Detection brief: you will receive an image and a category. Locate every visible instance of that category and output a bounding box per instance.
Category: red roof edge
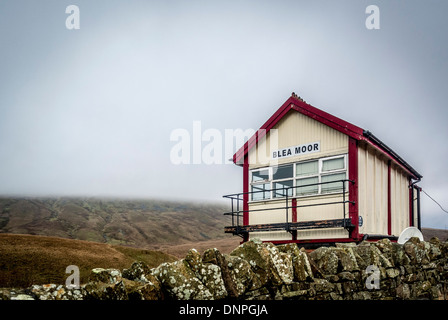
[233,95,364,164]
[232,94,421,180]
[362,131,422,179]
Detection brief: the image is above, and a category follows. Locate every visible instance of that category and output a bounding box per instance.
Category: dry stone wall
[1,237,448,300]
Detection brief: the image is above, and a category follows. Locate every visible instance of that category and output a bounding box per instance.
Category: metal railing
[223,179,355,235]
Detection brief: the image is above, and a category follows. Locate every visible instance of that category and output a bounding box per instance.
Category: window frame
[271,164,294,198]
[295,159,320,196]
[319,154,347,195]
[249,154,348,202]
[250,168,272,201]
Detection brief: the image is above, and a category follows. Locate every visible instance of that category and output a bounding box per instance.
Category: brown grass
[422,228,448,242]
[3,228,444,289]
[0,233,177,287]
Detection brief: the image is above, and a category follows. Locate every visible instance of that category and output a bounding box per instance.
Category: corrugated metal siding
[357,143,388,235]
[249,231,291,241]
[244,109,414,241]
[296,228,348,240]
[247,201,291,241]
[248,195,349,241]
[390,164,410,235]
[294,194,349,240]
[248,110,348,168]
[246,110,349,241]
[248,201,290,224]
[358,142,411,237]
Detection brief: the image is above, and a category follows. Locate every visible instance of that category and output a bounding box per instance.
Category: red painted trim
[233,98,292,164]
[291,198,297,241]
[232,95,420,182]
[348,137,359,241]
[290,103,364,140]
[387,161,392,235]
[233,95,422,244]
[244,107,292,163]
[242,156,249,242]
[408,177,413,227]
[233,96,364,165]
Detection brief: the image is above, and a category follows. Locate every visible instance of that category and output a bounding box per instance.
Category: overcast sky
[0,1,447,229]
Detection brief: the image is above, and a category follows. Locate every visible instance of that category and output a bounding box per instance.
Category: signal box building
[224,93,422,246]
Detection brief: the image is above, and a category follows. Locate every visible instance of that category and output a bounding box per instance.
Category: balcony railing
[223,179,355,237]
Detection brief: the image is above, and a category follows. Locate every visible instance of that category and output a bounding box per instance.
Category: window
[321,172,346,193]
[251,183,271,201]
[321,156,347,194]
[296,176,319,196]
[249,154,347,201]
[296,160,318,177]
[251,168,270,201]
[252,169,269,182]
[296,160,319,195]
[273,180,293,198]
[273,165,293,180]
[322,157,345,172]
[272,164,293,198]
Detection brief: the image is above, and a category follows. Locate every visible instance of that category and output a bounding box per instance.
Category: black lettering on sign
[271,141,320,160]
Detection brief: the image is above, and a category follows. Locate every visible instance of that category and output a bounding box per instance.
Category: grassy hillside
[422,228,448,241]
[0,233,177,287]
[0,197,232,248]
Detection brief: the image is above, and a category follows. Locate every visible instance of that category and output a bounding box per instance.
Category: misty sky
[0,1,447,229]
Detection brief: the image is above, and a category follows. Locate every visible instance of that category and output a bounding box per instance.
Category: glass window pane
[321,173,346,193]
[296,161,318,177]
[273,180,293,198]
[296,177,319,196]
[251,183,271,200]
[252,169,269,182]
[273,164,293,180]
[322,157,344,172]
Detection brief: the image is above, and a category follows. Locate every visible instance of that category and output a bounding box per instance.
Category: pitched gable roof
[233,93,422,180]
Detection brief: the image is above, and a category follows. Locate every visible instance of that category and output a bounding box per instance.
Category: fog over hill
[0,197,233,248]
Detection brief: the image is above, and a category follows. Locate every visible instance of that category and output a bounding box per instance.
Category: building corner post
[387,160,392,235]
[243,155,249,242]
[348,138,359,240]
